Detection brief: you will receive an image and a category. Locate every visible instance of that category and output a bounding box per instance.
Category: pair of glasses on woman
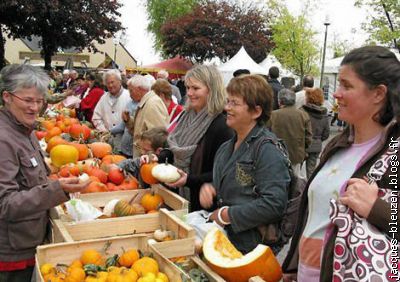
[9,92,45,106]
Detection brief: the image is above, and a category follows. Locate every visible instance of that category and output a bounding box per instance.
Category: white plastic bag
[64,199,103,222]
[185,210,226,240]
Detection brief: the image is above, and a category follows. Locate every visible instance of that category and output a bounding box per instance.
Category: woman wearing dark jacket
[283,46,400,282]
[200,74,290,254]
[301,88,330,178]
[79,73,104,123]
[164,65,234,211]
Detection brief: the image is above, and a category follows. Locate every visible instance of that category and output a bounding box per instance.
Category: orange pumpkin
[45,126,62,142]
[70,143,89,161]
[140,192,164,212]
[34,130,47,140]
[108,167,124,185]
[88,142,112,159]
[82,181,107,193]
[118,176,139,190]
[46,135,68,153]
[140,162,159,185]
[203,228,282,282]
[80,249,103,266]
[69,124,91,140]
[41,119,56,131]
[102,154,126,164]
[118,249,140,267]
[87,167,108,184]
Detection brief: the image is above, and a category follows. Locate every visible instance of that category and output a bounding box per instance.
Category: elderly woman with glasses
[0,64,90,281]
[200,74,290,254]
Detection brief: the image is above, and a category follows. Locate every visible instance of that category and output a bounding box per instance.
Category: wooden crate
[149,240,267,282]
[35,234,185,282]
[51,207,195,243]
[50,184,189,221]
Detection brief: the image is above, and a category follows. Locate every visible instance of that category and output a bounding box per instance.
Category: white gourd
[151,163,180,183]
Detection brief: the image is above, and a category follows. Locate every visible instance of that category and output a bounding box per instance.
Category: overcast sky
[119,0,370,65]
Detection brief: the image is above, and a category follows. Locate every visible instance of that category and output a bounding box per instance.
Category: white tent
[218,46,268,84]
[259,55,295,78]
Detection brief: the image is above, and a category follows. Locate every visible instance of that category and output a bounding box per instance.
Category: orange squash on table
[45,126,62,142]
[80,249,103,266]
[203,228,282,282]
[140,162,159,185]
[108,167,125,185]
[46,135,68,153]
[70,142,90,161]
[69,124,91,140]
[87,167,108,184]
[88,142,112,159]
[118,248,140,267]
[34,130,47,140]
[81,181,107,193]
[102,154,126,165]
[140,192,163,212]
[118,176,139,190]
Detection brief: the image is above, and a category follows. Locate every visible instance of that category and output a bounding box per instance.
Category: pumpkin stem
[101,241,112,256]
[165,157,169,165]
[128,191,140,205]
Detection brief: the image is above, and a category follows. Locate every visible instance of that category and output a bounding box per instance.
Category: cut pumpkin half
[203,227,282,282]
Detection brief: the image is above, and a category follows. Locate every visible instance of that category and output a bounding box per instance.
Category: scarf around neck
[167,108,216,173]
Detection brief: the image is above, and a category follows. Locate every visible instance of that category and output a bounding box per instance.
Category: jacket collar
[138,90,155,108]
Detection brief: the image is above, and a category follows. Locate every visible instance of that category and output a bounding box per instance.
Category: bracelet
[217,206,230,225]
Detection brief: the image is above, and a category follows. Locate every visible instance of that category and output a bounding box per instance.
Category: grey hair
[157,69,169,79]
[185,65,226,115]
[0,64,50,96]
[127,75,152,90]
[103,69,121,84]
[278,88,296,106]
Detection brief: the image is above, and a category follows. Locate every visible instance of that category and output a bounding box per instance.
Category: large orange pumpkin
[203,228,282,282]
[81,181,107,193]
[88,142,112,159]
[87,167,108,184]
[140,192,163,212]
[107,167,124,185]
[50,144,79,168]
[140,162,159,185]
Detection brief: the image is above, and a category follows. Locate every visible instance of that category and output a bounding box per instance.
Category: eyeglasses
[9,92,45,106]
[226,99,245,107]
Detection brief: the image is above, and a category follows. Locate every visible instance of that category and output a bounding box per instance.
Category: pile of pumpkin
[40,247,169,282]
[35,112,142,193]
[103,191,164,217]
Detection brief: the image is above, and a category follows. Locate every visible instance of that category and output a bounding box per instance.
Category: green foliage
[0,0,123,70]
[330,33,353,58]
[160,1,273,63]
[355,0,399,51]
[267,0,319,78]
[146,0,199,50]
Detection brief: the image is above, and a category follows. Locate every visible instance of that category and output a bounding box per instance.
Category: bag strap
[251,136,293,197]
[366,136,400,183]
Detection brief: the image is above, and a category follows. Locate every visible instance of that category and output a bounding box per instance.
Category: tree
[267,0,319,79]
[0,0,123,70]
[146,0,199,50]
[330,32,353,58]
[0,1,35,69]
[355,0,399,52]
[160,1,273,63]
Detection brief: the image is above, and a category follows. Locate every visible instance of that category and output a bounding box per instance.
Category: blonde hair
[185,65,226,115]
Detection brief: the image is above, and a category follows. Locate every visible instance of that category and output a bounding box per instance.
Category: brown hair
[151,79,172,99]
[305,88,324,106]
[140,127,169,150]
[226,74,273,125]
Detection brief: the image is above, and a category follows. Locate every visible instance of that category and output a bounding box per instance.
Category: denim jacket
[213,124,290,253]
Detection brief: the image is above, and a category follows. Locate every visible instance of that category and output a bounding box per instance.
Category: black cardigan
[186,112,234,211]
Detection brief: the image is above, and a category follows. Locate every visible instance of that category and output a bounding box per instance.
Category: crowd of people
[0,45,399,282]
